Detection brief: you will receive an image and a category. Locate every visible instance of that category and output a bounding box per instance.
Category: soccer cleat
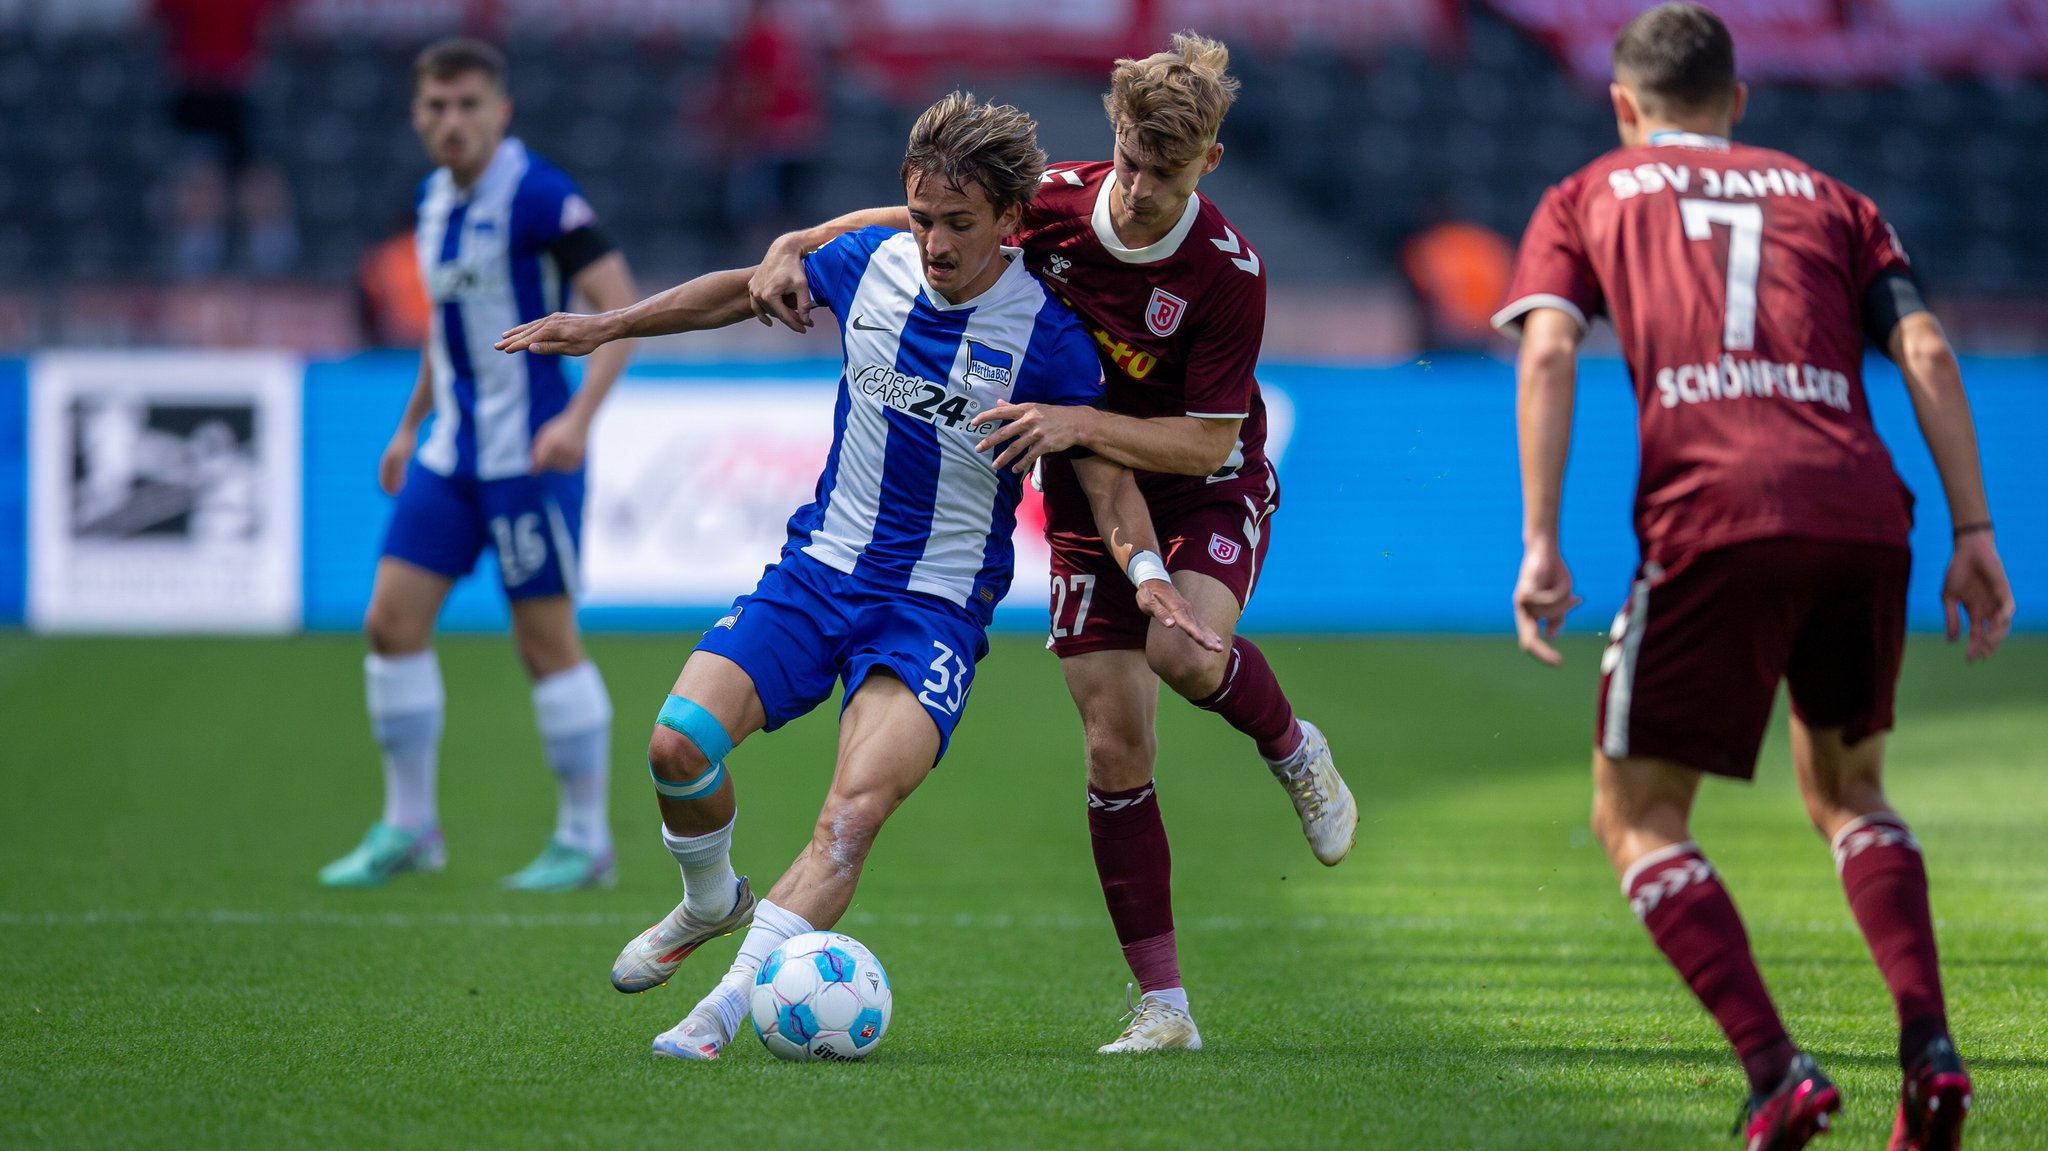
[1736,1052,1843,1151]
[1268,719,1357,866]
[1097,984,1203,1054]
[1889,1036,1971,1151]
[611,876,757,993]
[651,1003,730,1062]
[500,838,617,892]
[318,822,446,888]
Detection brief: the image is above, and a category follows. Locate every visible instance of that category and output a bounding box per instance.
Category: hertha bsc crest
[1208,533,1241,564]
[1146,288,1187,337]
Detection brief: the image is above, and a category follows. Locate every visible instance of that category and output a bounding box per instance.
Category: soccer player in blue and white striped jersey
[319,40,640,893]
[501,92,1222,1060]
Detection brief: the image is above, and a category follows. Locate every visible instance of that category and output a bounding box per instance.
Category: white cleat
[1269,719,1356,866]
[651,1003,730,1062]
[1097,985,1204,1054]
[611,876,757,994]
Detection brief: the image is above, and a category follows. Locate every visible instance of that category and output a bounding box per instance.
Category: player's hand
[495,312,616,357]
[1136,578,1226,653]
[530,410,591,474]
[378,431,415,497]
[1943,531,2015,663]
[975,403,1095,474]
[749,234,815,332]
[1513,540,1582,667]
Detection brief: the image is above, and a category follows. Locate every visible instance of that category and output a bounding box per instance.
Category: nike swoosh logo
[851,314,892,332]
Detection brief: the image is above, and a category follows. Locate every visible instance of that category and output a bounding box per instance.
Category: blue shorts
[695,551,989,762]
[380,461,585,601]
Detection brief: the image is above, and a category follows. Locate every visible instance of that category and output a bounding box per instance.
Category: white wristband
[1125,549,1169,587]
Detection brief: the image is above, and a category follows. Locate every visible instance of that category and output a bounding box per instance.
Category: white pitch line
[0,908,1871,936]
[0,908,1391,932]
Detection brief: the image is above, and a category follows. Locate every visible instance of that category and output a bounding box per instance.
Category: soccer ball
[750,930,892,1062]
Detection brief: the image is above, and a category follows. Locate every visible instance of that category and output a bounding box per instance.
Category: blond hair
[1102,31,1240,168]
[899,92,1046,214]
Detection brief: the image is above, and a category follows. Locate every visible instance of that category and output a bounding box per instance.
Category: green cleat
[501,838,617,892]
[319,822,446,888]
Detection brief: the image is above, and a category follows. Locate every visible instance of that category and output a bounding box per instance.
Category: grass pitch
[2,632,2043,1149]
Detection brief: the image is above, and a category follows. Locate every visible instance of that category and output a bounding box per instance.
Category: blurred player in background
[319,38,640,892]
[500,92,1221,1061]
[1496,6,2014,1149]
[747,31,1356,1055]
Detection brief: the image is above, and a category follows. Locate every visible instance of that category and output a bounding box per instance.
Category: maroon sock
[1833,814,1949,1070]
[1087,782,1180,993]
[1191,637,1301,761]
[1627,844,1795,1094]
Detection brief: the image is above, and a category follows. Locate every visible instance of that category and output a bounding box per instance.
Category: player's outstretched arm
[529,252,638,474]
[495,267,757,357]
[1071,455,1225,653]
[1889,311,2016,661]
[1512,307,1586,667]
[751,208,911,332]
[974,406,1239,477]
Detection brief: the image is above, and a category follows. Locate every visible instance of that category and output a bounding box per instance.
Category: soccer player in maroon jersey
[1495,6,2015,1150]
[746,34,1358,1053]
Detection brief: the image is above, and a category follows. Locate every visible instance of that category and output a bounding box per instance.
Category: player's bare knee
[1145,638,1226,700]
[1588,791,1629,861]
[1799,772,1888,834]
[1083,726,1155,789]
[363,600,426,656]
[511,625,581,681]
[647,725,711,785]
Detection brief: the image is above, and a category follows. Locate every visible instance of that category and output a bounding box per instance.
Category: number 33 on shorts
[917,640,971,715]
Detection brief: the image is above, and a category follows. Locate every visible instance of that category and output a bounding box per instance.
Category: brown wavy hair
[899,92,1046,214]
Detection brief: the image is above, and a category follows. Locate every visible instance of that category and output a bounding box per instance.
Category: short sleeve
[511,162,599,252]
[1846,189,1913,296]
[802,226,892,317]
[1012,304,1104,408]
[1493,183,1604,337]
[1182,260,1265,419]
[1015,163,1089,241]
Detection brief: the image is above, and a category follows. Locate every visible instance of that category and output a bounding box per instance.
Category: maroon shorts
[1595,538,1910,779]
[1039,454,1279,657]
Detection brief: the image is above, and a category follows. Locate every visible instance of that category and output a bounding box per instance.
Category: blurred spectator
[156,0,299,278]
[357,217,429,349]
[712,0,824,257]
[1399,207,1513,352]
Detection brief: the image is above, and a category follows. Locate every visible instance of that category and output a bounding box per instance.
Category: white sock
[1144,986,1191,1014]
[366,651,444,831]
[718,897,813,997]
[662,817,740,920]
[702,898,814,1037]
[533,661,612,856]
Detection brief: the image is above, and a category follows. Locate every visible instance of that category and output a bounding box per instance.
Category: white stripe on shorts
[1600,562,1660,759]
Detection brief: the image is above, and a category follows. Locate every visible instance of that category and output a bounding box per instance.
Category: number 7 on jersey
[1679,198,1763,352]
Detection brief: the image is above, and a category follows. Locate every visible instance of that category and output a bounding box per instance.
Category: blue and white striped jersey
[414,138,598,481]
[792,227,1104,622]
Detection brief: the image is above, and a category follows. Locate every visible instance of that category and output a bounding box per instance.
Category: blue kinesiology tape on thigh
[649,695,733,801]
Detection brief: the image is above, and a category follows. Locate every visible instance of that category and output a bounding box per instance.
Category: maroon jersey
[1496,134,1915,570]
[1013,160,1269,506]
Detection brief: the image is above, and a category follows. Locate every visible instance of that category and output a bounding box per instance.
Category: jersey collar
[1647,130,1730,151]
[923,245,1027,311]
[1091,172,1202,264]
[447,137,527,201]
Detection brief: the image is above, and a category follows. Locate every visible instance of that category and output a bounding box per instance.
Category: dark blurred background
[3,0,2045,357]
